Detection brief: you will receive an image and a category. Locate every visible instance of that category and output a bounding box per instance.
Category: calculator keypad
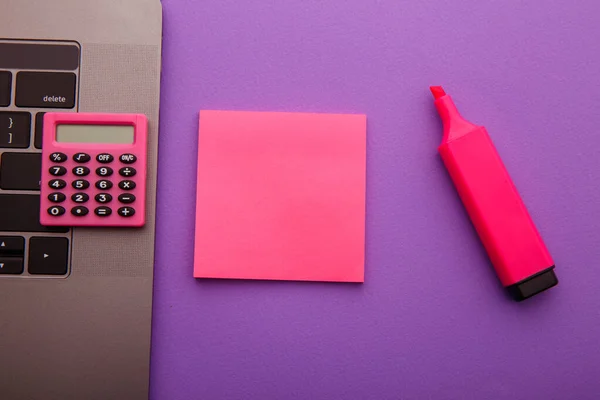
[40,141,145,227]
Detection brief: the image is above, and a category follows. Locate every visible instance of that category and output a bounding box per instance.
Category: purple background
[151,0,600,399]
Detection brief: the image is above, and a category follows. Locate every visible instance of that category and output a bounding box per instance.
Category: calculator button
[49,152,67,163]
[72,179,90,190]
[49,166,67,176]
[119,167,136,177]
[95,180,113,190]
[73,153,91,163]
[96,154,114,163]
[0,112,31,148]
[71,206,88,217]
[0,71,11,107]
[0,257,24,274]
[48,179,66,189]
[48,206,65,216]
[95,193,112,204]
[118,207,135,217]
[71,193,89,203]
[0,236,25,255]
[15,71,76,109]
[118,194,136,204]
[96,167,113,177]
[0,152,41,190]
[119,180,136,190]
[34,112,45,149]
[73,166,90,176]
[94,206,112,217]
[48,192,66,203]
[28,237,69,275]
[0,194,68,233]
[119,154,137,164]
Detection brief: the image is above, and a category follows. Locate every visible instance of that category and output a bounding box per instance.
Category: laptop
[0,1,162,399]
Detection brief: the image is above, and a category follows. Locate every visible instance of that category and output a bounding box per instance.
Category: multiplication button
[119,180,136,190]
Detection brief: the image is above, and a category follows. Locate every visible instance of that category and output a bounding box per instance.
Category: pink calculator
[39,113,148,227]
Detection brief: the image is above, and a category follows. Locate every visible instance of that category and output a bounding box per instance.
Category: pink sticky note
[194,110,366,282]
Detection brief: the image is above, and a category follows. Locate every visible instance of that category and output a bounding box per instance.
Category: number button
[95,180,113,190]
[72,179,90,190]
[49,152,67,163]
[48,179,66,189]
[73,153,91,163]
[96,154,114,163]
[119,167,136,177]
[96,167,113,177]
[49,166,67,176]
[119,180,136,190]
[118,194,136,204]
[73,166,90,176]
[94,207,112,217]
[71,206,89,217]
[47,206,65,216]
[71,193,89,203]
[48,192,66,203]
[118,207,135,217]
[119,154,137,164]
[95,193,112,204]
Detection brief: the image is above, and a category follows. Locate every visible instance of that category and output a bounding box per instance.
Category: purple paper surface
[151,0,600,398]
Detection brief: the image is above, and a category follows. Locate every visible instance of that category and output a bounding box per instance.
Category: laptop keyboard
[0,40,80,277]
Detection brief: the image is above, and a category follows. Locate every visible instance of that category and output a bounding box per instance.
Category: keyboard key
[0,71,10,107]
[72,179,90,190]
[119,167,136,177]
[28,237,69,275]
[0,194,68,233]
[119,180,136,190]
[34,112,45,149]
[73,153,90,163]
[0,112,31,148]
[71,206,88,216]
[0,236,25,255]
[0,43,79,71]
[0,257,24,274]
[48,192,66,203]
[48,206,65,216]
[118,207,135,217]
[118,194,135,204]
[15,72,76,109]
[0,152,41,190]
[95,206,112,217]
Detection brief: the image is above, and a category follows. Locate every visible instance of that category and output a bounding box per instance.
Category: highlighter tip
[430,86,446,100]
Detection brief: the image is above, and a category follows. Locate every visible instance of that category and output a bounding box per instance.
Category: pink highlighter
[431,86,557,301]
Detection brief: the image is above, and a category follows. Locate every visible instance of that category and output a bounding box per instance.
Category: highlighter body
[432,87,557,301]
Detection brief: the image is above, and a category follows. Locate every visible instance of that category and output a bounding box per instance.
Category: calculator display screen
[56,124,134,144]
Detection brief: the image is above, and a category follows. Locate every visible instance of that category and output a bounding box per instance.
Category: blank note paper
[194,110,366,282]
